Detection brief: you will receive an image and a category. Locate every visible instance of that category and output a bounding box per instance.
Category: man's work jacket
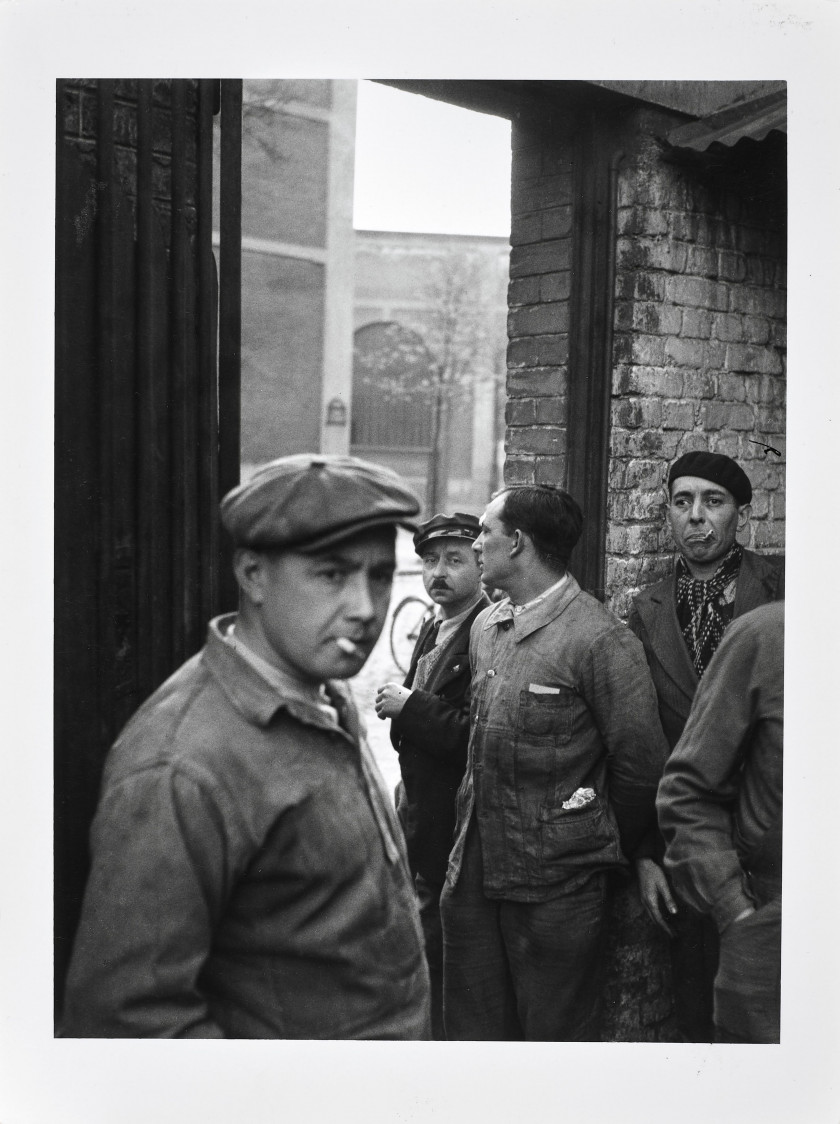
[63,615,431,1039]
[390,594,489,883]
[447,576,669,901]
[628,549,784,751]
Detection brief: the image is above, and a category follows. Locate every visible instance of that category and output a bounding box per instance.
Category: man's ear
[509,528,526,559]
[736,504,752,534]
[233,548,268,606]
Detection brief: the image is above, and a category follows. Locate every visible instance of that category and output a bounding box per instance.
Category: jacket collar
[203,614,357,737]
[483,574,581,642]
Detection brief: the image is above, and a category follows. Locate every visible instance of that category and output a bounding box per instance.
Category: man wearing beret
[441,485,669,1041]
[63,454,432,1039]
[628,450,784,1041]
[374,512,489,1039]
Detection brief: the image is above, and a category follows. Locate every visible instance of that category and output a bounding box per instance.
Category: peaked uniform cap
[220,453,421,551]
[413,512,482,555]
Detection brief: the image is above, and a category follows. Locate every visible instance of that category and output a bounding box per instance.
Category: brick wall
[505,115,575,489]
[505,102,786,618]
[608,114,786,618]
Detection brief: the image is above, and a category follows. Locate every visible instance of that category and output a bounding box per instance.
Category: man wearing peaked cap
[628,450,784,1042]
[64,453,432,1040]
[375,512,489,1039]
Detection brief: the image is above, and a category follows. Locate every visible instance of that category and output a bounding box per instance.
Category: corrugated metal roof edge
[667,88,787,152]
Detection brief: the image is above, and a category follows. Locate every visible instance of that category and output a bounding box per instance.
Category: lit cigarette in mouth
[335,637,362,656]
[702,530,715,541]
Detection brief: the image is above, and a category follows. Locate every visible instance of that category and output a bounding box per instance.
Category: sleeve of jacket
[624,602,664,862]
[62,763,242,1038]
[389,680,471,768]
[656,620,765,932]
[580,625,670,857]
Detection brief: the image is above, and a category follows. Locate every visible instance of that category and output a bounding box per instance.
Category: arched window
[351,321,437,450]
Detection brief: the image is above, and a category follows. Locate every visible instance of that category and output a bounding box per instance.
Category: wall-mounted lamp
[325,397,348,427]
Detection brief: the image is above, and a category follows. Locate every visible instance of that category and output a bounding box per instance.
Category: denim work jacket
[63,615,431,1039]
[447,576,669,901]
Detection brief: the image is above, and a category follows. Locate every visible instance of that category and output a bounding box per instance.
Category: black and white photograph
[2,1,839,1121]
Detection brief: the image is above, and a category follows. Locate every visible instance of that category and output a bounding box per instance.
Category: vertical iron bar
[218,79,242,610]
[197,78,219,626]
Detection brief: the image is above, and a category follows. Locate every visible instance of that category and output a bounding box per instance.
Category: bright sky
[353,80,512,238]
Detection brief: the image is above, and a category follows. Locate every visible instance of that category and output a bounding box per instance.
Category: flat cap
[668,451,752,505]
[413,512,482,555]
[221,453,421,551]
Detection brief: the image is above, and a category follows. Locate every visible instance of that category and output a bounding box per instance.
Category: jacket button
[486,669,496,678]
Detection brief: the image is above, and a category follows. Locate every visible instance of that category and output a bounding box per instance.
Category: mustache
[430,580,451,589]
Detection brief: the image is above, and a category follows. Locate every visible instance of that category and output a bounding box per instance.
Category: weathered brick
[534,456,567,486]
[617,206,669,237]
[709,433,742,458]
[506,397,536,426]
[507,366,566,397]
[755,404,786,432]
[685,245,718,276]
[666,275,729,312]
[510,211,543,247]
[771,492,786,520]
[700,401,754,431]
[630,335,667,366]
[614,398,662,429]
[80,90,98,138]
[717,374,748,402]
[609,461,628,489]
[750,463,783,491]
[508,302,570,337]
[506,425,566,455]
[535,397,567,425]
[613,366,684,398]
[624,459,667,490]
[542,205,573,240]
[678,432,710,455]
[665,337,706,367]
[680,308,712,339]
[712,313,744,342]
[617,237,687,273]
[508,276,541,307]
[718,250,747,283]
[616,271,668,303]
[507,335,569,368]
[749,492,770,518]
[510,239,573,278]
[63,87,82,136]
[742,315,771,345]
[726,343,783,375]
[540,271,571,302]
[503,456,537,484]
[729,287,786,318]
[753,521,785,550]
[662,401,695,430]
[611,428,681,459]
[770,321,787,348]
[670,212,698,242]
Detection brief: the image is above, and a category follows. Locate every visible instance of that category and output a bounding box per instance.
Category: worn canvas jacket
[447,576,669,901]
[63,615,431,1039]
[657,603,784,931]
[628,549,784,751]
[390,594,490,883]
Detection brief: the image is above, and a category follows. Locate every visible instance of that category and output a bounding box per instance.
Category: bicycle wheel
[389,595,433,675]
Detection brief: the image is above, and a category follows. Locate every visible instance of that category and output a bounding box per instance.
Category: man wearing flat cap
[374,512,489,1039]
[628,450,784,1041]
[63,454,432,1039]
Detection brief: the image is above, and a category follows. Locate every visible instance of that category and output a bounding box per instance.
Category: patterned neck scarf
[676,543,743,677]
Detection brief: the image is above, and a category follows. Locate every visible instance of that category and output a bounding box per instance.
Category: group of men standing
[62,449,784,1044]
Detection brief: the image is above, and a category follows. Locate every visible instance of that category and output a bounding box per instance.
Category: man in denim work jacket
[63,454,431,1039]
[440,485,669,1041]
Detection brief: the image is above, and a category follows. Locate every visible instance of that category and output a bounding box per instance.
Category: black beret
[668,452,752,505]
[413,512,482,555]
[220,453,421,551]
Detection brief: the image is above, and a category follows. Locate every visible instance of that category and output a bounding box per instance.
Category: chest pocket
[516,689,572,744]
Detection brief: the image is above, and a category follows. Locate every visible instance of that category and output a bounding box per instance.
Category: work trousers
[415,873,445,1041]
[714,897,781,1043]
[440,822,608,1041]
